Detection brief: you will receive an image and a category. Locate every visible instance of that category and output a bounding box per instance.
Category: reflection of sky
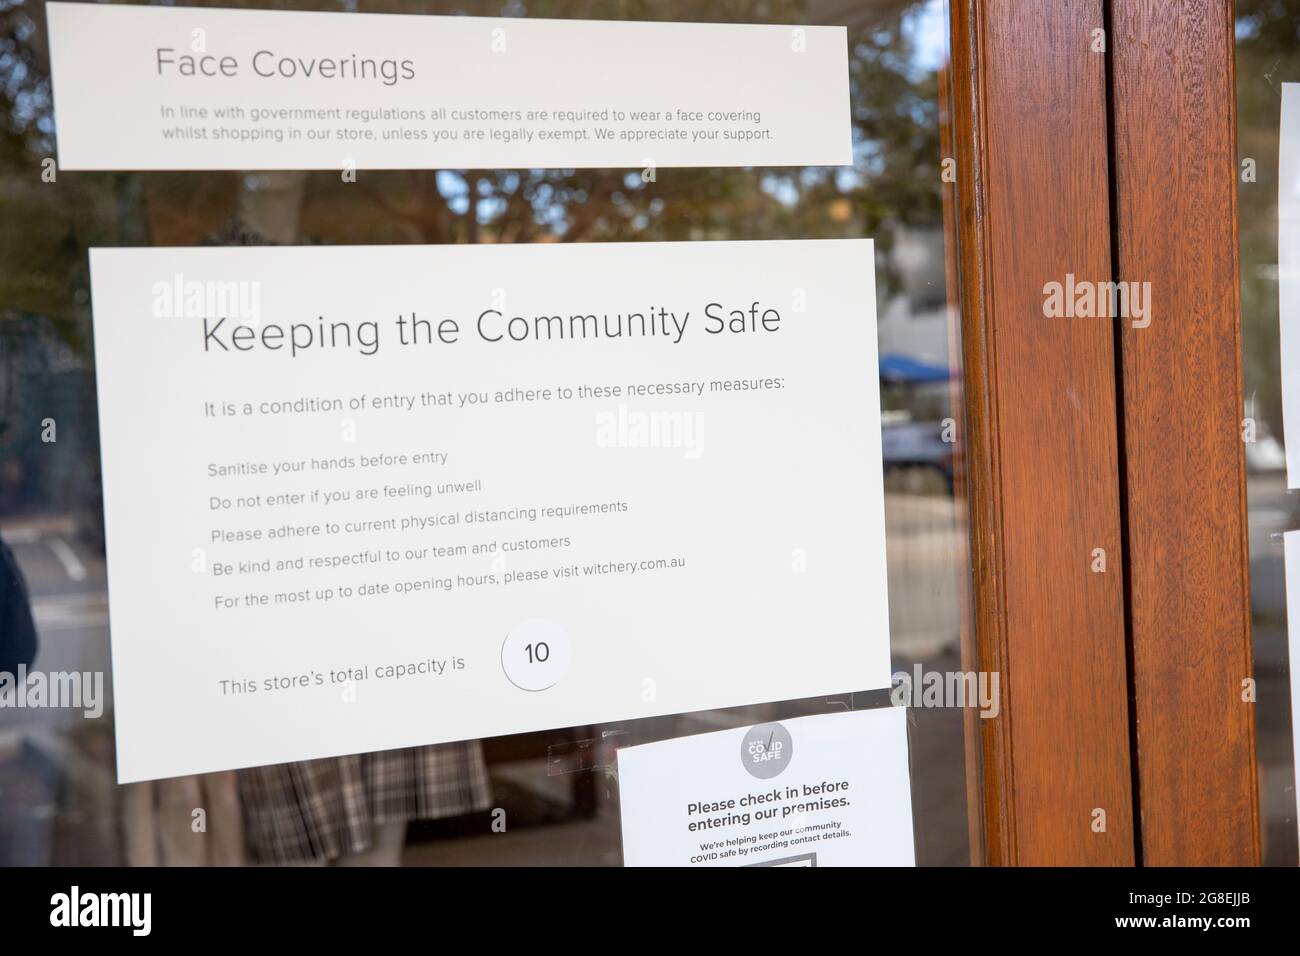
[904,0,948,75]
[762,0,951,204]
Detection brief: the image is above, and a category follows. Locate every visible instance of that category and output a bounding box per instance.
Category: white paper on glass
[1277,84,1300,485]
[88,239,891,782]
[47,2,851,171]
[1283,531,1300,852]
[617,707,915,866]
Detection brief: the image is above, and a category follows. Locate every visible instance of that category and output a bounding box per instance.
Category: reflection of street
[0,517,115,865]
[1248,474,1292,619]
[1,517,111,733]
[884,491,961,660]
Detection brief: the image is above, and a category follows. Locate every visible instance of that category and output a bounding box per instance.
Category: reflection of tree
[1236,0,1300,434]
[0,0,944,513]
[1,0,941,308]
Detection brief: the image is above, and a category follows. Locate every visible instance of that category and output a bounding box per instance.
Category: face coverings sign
[46,2,851,171]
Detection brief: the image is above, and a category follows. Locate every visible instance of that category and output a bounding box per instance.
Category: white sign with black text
[617,708,915,866]
[88,239,890,782]
[47,2,851,171]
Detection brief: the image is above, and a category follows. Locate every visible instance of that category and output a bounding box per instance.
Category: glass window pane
[0,0,974,866]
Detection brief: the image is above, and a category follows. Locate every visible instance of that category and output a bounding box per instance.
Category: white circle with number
[501,619,571,691]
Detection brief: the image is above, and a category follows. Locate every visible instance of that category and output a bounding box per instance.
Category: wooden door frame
[1110,0,1259,866]
[948,0,1259,865]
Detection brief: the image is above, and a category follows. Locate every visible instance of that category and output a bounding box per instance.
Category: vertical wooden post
[1110,0,1260,866]
[949,0,1136,864]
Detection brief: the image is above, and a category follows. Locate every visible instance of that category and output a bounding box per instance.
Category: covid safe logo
[740,722,793,780]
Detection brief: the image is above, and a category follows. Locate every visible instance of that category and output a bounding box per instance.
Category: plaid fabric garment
[237,742,492,864]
